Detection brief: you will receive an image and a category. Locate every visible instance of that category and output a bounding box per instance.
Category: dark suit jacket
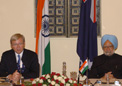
[0,49,39,79]
[89,53,122,79]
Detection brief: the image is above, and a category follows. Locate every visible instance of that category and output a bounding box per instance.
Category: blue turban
[101,34,118,49]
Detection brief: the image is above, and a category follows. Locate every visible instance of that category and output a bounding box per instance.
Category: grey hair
[10,33,25,44]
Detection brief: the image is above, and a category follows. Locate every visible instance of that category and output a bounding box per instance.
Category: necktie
[17,54,25,73]
[17,54,21,73]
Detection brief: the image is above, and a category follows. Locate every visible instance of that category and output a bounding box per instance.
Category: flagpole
[77,73,80,83]
[77,59,83,84]
[77,59,81,83]
[86,58,89,85]
[86,69,88,85]
[86,58,88,85]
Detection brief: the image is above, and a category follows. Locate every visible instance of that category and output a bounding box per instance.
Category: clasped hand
[101,72,116,80]
[7,70,21,82]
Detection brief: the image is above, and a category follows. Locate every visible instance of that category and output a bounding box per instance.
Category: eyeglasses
[12,43,24,46]
[103,45,113,49]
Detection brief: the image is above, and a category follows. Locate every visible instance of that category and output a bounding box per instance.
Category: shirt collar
[15,51,24,57]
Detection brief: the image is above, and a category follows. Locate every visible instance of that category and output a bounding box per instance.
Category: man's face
[103,40,114,56]
[11,38,25,54]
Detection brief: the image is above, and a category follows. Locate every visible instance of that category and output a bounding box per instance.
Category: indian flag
[79,59,88,74]
[36,0,51,76]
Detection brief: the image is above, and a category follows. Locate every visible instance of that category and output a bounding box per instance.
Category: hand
[12,70,21,82]
[7,70,21,82]
[7,74,13,81]
[101,72,116,80]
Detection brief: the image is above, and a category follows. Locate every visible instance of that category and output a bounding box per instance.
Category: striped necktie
[17,54,21,72]
[17,54,25,73]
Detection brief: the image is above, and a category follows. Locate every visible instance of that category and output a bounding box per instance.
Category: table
[1,77,122,86]
[89,79,122,86]
[0,77,30,86]
[0,82,12,86]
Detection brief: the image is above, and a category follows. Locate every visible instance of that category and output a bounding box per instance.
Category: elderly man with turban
[89,34,122,79]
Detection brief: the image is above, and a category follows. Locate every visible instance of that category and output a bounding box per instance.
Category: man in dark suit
[89,34,122,79]
[0,33,39,82]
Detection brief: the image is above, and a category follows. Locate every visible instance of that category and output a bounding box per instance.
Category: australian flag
[77,0,98,75]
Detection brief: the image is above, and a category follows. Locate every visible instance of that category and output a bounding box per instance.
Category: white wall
[0,0,122,78]
[101,0,122,54]
[0,0,35,53]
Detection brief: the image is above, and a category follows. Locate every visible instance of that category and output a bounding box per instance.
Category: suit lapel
[9,50,18,73]
[22,49,28,66]
[11,50,17,64]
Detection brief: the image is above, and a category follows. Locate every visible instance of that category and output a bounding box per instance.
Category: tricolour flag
[79,59,88,74]
[77,0,97,75]
[36,0,51,76]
